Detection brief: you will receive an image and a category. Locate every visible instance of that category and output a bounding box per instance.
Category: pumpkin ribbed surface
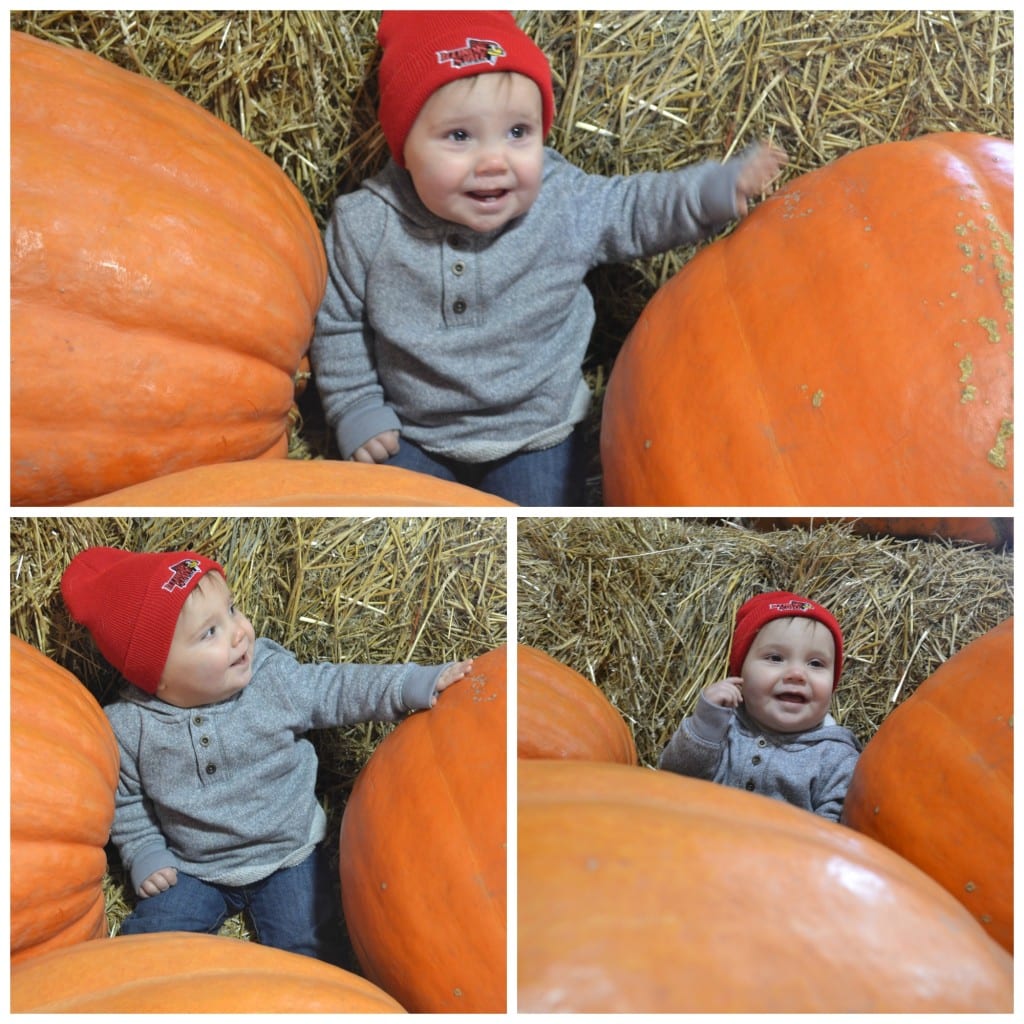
[842,618,1013,952]
[73,458,515,506]
[339,646,506,1012]
[517,644,637,763]
[601,132,1013,506]
[11,31,327,505]
[10,932,405,1012]
[518,760,1013,1012]
[10,636,119,964]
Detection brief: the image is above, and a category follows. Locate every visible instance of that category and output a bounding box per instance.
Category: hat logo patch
[436,38,506,69]
[162,557,203,592]
[767,599,815,613]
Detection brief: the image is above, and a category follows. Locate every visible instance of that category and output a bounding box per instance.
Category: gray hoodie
[312,147,748,460]
[658,694,862,821]
[104,637,446,892]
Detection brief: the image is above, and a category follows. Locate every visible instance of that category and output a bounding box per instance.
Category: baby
[61,545,472,962]
[311,10,786,505]
[659,591,860,821]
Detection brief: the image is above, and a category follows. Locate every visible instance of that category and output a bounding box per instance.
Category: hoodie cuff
[400,663,449,711]
[688,693,735,744]
[129,843,179,894]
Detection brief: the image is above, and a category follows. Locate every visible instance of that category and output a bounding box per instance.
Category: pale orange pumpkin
[601,133,1013,507]
[10,635,120,964]
[11,31,326,505]
[73,458,515,506]
[517,644,637,763]
[10,932,406,1012]
[339,646,506,1012]
[519,760,1013,1012]
[841,618,1013,952]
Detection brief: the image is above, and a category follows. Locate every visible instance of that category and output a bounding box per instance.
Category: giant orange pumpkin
[10,932,405,1012]
[10,635,120,964]
[11,31,327,505]
[518,760,1013,1012]
[73,458,515,506]
[842,618,1013,952]
[517,644,637,763]
[339,646,506,1012]
[601,133,1013,507]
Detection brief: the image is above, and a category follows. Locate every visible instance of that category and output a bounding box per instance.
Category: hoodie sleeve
[104,703,180,893]
[311,190,403,458]
[658,694,734,779]
[812,738,862,822]
[254,639,448,729]
[553,145,753,266]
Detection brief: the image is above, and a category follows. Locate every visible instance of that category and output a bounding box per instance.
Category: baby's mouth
[466,189,509,202]
[775,691,808,704]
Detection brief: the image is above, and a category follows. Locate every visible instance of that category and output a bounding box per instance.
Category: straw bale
[10,515,507,953]
[516,517,1013,767]
[10,11,1013,470]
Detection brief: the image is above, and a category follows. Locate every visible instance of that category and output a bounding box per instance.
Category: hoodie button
[453,299,467,314]
[452,260,466,276]
[751,754,761,765]
[205,764,217,775]
[745,780,755,791]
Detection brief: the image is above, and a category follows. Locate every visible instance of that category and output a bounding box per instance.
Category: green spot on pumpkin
[987,419,1013,469]
[811,389,825,408]
[958,355,974,382]
[978,317,1001,343]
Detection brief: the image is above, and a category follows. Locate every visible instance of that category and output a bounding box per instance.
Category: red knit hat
[377,10,556,166]
[728,591,844,687]
[61,547,224,695]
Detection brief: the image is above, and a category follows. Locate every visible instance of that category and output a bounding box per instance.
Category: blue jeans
[119,847,342,963]
[388,428,587,506]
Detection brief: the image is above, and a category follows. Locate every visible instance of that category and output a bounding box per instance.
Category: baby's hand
[351,430,400,464]
[704,677,744,709]
[734,140,788,217]
[138,866,178,898]
[432,659,475,705]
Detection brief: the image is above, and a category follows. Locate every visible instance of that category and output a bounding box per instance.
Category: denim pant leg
[387,438,462,482]
[119,871,234,936]
[390,430,586,506]
[480,429,587,506]
[244,848,343,963]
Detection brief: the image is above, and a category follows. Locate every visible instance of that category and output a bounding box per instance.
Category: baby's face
[403,71,544,233]
[739,618,835,733]
[157,571,256,708]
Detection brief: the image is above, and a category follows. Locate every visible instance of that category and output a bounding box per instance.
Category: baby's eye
[509,124,530,139]
[447,129,470,143]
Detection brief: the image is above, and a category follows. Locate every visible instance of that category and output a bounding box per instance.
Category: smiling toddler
[311,10,787,505]
[658,591,860,821]
[61,546,471,961]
